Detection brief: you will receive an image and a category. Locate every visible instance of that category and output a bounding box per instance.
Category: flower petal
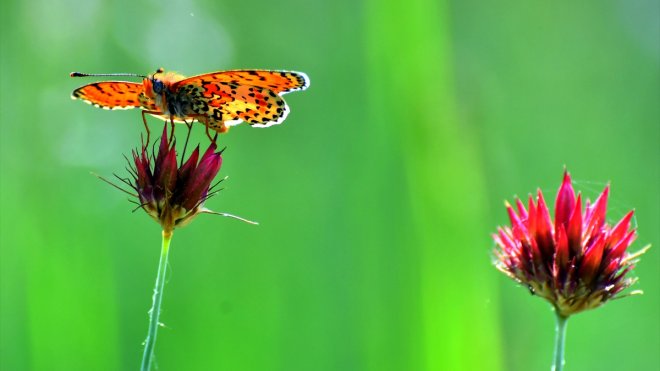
[154,145,178,202]
[584,185,609,239]
[606,229,637,262]
[555,225,569,273]
[527,194,537,232]
[534,190,554,263]
[179,143,222,211]
[515,198,528,220]
[154,125,173,172]
[607,210,634,249]
[553,225,569,290]
[567,194,583,257]
[178,146,200,181]
[133,147,154,203]
[555,170,576,235]
[579,234,606,285]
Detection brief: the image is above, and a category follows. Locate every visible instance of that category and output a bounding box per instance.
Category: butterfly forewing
[71,82,145,110]
[173,70,310,95]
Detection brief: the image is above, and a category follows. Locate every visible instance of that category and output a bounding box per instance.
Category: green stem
[140,230,173,371]
[552,312,569,371]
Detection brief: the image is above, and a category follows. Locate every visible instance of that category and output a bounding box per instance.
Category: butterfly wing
[183,83,289,128]
[71,81,148,110]
[173,70,310,95]
[172,70,308,129]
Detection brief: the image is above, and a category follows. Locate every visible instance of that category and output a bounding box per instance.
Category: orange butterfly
[70,68,310,134]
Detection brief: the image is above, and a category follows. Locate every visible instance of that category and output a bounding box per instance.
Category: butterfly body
[71,68,310,133]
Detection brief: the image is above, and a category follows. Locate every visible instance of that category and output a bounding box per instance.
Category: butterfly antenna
[70,72,147,78]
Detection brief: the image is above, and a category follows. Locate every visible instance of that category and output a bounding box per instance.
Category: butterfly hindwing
[185,82,289,128]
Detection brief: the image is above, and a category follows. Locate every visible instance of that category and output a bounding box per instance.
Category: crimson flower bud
[493,171,649,317]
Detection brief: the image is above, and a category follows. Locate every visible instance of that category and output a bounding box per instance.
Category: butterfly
[70,68,310,135]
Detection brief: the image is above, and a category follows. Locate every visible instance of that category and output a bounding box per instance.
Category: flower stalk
[552,312,568,371]
[96,124,257,370]
[140,229,173,371]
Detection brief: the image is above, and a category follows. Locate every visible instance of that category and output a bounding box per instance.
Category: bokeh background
[1,0,658,370]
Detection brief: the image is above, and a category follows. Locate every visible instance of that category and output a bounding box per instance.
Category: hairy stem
[140,230,173,371]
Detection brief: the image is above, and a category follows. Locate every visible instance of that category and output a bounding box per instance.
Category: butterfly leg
[168,115,176,145]
[204,122,226,141]
[141,110,165,143]
[193,115,214,140]
[179,119,195,167]
[184,114,217,141]
[140,111,151,143]
[205,121,228,139]
[205,122,213,141]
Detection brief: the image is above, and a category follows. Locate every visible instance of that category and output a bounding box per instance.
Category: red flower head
[493,171,649,317]
[130,125,223,232]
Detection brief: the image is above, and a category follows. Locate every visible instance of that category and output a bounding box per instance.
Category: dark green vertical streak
[365,0,502,370]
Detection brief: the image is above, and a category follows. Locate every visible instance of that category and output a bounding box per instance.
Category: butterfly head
[142,68,165,99]
[143,68,186,99]
[152,79,165,94]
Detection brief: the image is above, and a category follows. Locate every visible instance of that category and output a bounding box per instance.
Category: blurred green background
[1,0,658,370]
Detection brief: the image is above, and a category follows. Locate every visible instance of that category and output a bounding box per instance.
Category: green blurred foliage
[0,0,658,370]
